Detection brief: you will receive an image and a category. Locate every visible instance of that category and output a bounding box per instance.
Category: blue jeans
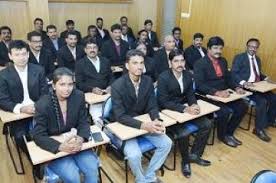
[48,150,99,183]
[123,133,172,183]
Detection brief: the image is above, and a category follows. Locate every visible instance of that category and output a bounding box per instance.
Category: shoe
[181,162,191,178]
[253,129,271,142]
[229,136,242,145]
[270,120,276,128]
[189,154,211,166]
[222,136,238,148]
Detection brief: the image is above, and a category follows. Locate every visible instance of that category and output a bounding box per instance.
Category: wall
[178,0,276,80]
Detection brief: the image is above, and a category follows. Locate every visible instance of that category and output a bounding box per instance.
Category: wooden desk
[85,93,110,104]
[0,110,33,124]
[246,80,276,93]
[106,113,177,141]
[26,126,110,165]
[161,100,220,123]
[206,90,252,103]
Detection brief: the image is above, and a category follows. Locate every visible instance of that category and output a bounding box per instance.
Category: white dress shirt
[32,51,40,63]
[177,73,184,93]
[68,46,76,60]
[97,28,105,38]
[13,65,34,114]
[87,56,100,73]
[198,47,205,57]
[121,34,128,42]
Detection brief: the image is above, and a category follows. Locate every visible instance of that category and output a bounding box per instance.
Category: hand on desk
[20,104,35,114]
[184,104,200,115]
[141,119,165,134]
[235,87,246,95]
[243,82,254,88]
[214,90,230,98]
[59,135,84,153]
[92,87,105,95]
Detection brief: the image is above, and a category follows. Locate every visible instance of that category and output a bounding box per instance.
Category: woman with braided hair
[32,67,99,183]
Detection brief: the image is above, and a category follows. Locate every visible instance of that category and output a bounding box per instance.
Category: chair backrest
[102,97,112,121]
[251,170,276,183]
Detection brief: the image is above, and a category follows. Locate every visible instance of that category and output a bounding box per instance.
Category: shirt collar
[87,56,99,63]
[14,64,28,73]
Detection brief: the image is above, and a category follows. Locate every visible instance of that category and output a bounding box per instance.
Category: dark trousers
[250,92,276,130]
[169,117,212,163]
[210,99,248,140]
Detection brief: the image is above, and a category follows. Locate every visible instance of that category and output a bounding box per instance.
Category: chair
[240,97,256,131]
[101,97,164,183]
[251,170,276,183]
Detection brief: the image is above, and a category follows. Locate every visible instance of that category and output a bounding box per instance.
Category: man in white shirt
[0,40,48,151]
[232,38,276,142]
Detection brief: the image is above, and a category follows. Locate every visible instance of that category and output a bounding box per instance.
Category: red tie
[251,57,260,82]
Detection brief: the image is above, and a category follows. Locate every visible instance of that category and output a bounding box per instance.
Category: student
[120,16,135,40]
[60,20,82,44]
[27,18,48,41]
[43,25,65,60]
[136,29,154,57]
[111,49,172,183]
[33,67,99,183]
[81,25,103,49]
[184,33,207,70]
[75,39,112,127]
[96,17,110,42]
[27,31,55,81]
[157,49,212,178]
[144,19,160,50]
[172,27,184,51]
[135,43,158,83]
[232,38,276,142]
[0,26,12,66]
[0,40,48,151]
[57,31,85,72]
[194,36,248,147]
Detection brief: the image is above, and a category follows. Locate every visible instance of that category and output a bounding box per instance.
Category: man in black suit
[75,39,112,127]
[111,49,172,183]
[194,36,248,148]
[0,40,48,151]
[120,16,135,40]
[43,25,65,60]
[96,17,110,43]
[27,18,48,41]
[0,26,12,67]
[135,43,158,83]
[232,38,276,142]
[158,50,212,178]
[81,25,103,49]
[60,20,82,45]
[172,27,184,51]
[57,31,85,72]
[184,33,207,70]
[121,24,136,49]
[154,35,176,75]
[101,24,129,78]
[136,29,154,57]
[144,19,160,50]
[28,31,55,81]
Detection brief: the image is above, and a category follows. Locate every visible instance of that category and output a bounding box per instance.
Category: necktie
[251,57,260,82]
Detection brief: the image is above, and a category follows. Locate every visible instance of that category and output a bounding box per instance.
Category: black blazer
[175,39,184,51]
[60,30,82,44]
[184,45,207,70]
[100,39,129,66]
[32,89,90,154]
[28,49,55,80]
[75,56,113,92]
[96,28,110,42]
[148,31,160,47]
[27,30,48,41]
[122,35,136,49]
[42,37,65,59]
[157,69,197,113]
[57,45,85,71]
[231,52,266,84]
[154,48,170,74]
[193,56,238,95]
[127,26,135,40]
[0,41,11,66]
[0,63,48,112]
[144,56,158,82]
[111,74,159,129]
[134,40,155,57]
